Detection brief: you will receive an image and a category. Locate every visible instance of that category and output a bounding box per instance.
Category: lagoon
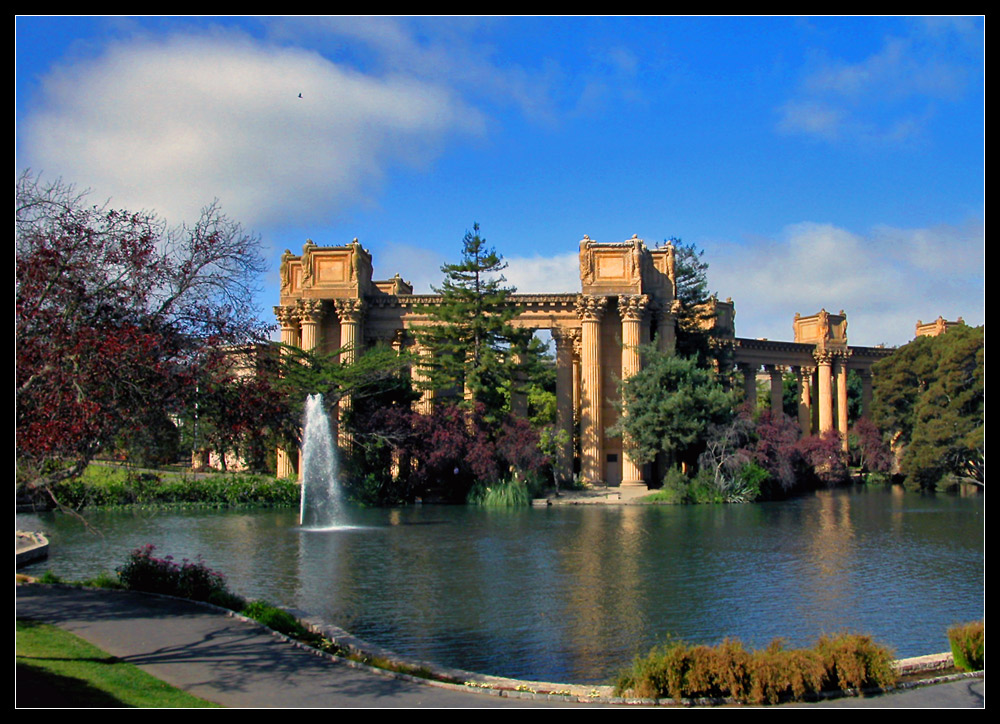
[17,486,984,685]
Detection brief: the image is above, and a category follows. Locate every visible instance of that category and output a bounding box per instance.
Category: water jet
[298,394,345,528]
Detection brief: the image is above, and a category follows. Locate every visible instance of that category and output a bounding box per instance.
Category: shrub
[948,621,984,671]
[116,545,236,604]
[48,467,300,510]
[614,633,897,704]
[467,478,531,507]
[815,633,896,692]
[747,640,825,705]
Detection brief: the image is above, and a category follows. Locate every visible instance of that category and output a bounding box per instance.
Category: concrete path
[16,585,983,708]
[16,585,591,708]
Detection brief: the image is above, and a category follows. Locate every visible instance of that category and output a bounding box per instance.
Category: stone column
[335,299,364,364]
[835,355,849,452]
[274,305,301,480]
[576,295,607,485]
[620,295,649,487]
[572,332,581,422]
[766,364,783,416]
[655,301,678,355]
[859,368,873,419]
[815,350,834,434]
[297,299,324,352]
[275,305,300,349]
[740,363,758,407]
[795,366,814,436]
[552,328,577,485]
[335,299,364,447]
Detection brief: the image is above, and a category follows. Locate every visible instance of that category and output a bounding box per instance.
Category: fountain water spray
[299,394,345,528]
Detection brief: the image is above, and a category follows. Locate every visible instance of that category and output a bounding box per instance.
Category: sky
[15,16,984,348]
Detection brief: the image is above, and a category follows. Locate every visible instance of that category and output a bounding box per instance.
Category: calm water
[17,486,984,684]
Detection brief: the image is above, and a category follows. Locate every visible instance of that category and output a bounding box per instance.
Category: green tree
[872,325,983,490]
[668,238,734,373]
[413,223,534,422]
[613,345,738,471]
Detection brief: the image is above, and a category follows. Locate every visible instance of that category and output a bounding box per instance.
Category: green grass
[16,619,221,708]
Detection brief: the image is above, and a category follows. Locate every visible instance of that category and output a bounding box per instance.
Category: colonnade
[272,238,890,487]
[736,352,876,449]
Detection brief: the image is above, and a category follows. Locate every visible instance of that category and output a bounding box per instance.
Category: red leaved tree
[16,171,268,500]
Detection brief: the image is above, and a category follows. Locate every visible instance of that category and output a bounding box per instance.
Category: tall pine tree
[414,224,534,422]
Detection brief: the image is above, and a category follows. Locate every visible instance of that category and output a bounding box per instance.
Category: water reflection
[17,487,983,684]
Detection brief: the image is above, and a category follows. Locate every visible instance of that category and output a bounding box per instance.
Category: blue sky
[16,16,984,347]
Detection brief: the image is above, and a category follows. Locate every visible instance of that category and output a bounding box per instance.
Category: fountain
[298,394,345,528]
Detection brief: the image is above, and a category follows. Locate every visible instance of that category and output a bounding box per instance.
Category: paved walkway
[16,585,983,708]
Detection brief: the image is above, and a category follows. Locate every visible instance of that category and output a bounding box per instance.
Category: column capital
[620,294,650,322]
[813,348,835,365]
[296,298,325,324]
[575,294,608,322]
[274,305,298,327]
[333,297,365,323]
[551,327,580,349]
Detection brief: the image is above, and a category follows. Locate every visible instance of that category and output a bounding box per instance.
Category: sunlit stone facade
[275,235,891,486]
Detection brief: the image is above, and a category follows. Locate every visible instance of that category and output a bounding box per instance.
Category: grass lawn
[16,619,221,708]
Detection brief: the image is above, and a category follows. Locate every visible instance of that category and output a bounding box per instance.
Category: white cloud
[708,220,983,347]
[504,252,581,294]
[777,100,843,140]
[270,16,563,125]
[778,29,978,143]
[20,31,485,228]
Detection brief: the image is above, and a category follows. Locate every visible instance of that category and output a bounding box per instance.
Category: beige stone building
[915,316,966,338]
[274,235,892,487]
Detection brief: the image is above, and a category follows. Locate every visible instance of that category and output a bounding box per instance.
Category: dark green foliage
[413,223,537,422]
[670,239,717,364]
[47,467,299,510]
[116,409,181,467]
[654,463,766,504]
[466,477,532,507]
[872,325,983,490]
[948,621,984,671]
[614,346,737,470]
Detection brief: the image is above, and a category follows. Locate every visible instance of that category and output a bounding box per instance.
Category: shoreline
[17,581,978,707]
